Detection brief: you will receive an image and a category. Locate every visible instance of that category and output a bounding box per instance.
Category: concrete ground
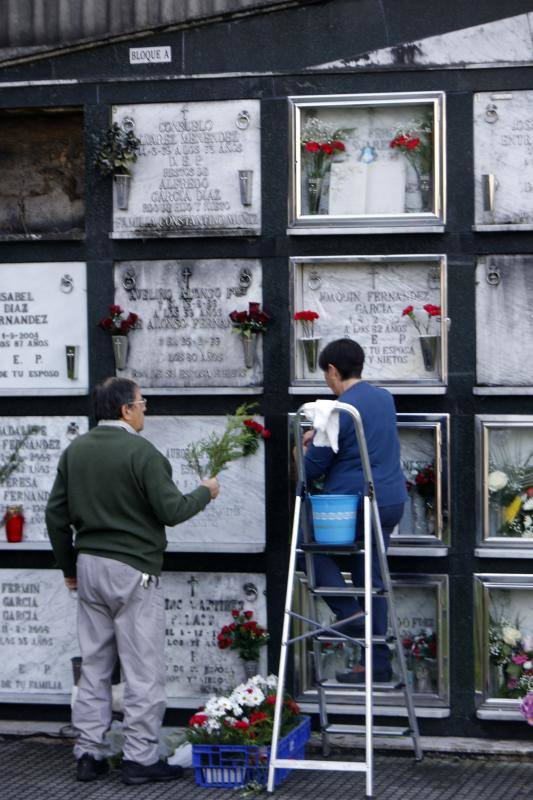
[1,730,532,800]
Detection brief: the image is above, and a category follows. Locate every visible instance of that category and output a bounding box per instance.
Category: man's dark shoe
[336,668,392,684]
[121,759,184,785]
[76,753,110,782]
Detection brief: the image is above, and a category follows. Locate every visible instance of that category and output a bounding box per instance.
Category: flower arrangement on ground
[186,675,302,746]
[401,304,441,335]
[98,305,139,336]
[294,310,319,339]
[217,609,269,662]
[229,302,270,337]
[184,403,270,480]
[389,111,433,178]
[93,122,141,177]
[300,117,348,181]
[489,617,533,698]
[488,458,533,538]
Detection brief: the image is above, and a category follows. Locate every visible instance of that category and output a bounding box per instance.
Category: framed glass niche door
[293,573,449,714]
[288,92,445,234]
[389,414,450,555]
[290,255,448,393]
[474,574,533,719]
[476,416,533,557]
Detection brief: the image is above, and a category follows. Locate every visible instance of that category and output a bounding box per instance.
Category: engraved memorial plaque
[111,101,261,237]
[113,260,263,390]
[164,571,267,703]
[0,416,89,546]
[476,256,533,386]
[0,262,88,396]
[291,256,447,388]
[0,569,78,701]
[474,91,533,230]
[142,416,265,552]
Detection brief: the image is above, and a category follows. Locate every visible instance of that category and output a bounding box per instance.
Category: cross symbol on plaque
[187,575,199,598]
[181,105,189,124]
[368,266,380,290]
[181,267,192,295]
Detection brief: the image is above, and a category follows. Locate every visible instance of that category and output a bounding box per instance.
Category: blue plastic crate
[192,715,311,788]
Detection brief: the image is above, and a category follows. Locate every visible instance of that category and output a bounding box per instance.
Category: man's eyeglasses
[129,398,148,409]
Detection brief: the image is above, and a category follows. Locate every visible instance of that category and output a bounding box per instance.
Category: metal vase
[307,175,323,214]
[111,335,129,371]
[65,345,79,380]
[418,335,439,372]
[419,173,432,211]
[242,660,258,681]
[114,174,132,210]
[300,337,320,372]
[238,170,253,205]
[241,333,258,369]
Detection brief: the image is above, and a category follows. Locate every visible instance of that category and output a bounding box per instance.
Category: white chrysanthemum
[488,470,508,492]
[502,625,521,646]
[523,498,533,511]
[243,686,265,707]
[205,719,221,734]
[524,661,533,670]
[265,674,278,689]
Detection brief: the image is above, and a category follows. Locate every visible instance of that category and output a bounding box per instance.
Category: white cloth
[302,400,340,453]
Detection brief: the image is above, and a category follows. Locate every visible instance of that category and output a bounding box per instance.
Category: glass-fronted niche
[476,416,533,557]
[288,92,446,234]
[293,573,449,714]
[288,412,450,555]
[474,574,533,719]
[290,255,448,393]
[391,414,450,555]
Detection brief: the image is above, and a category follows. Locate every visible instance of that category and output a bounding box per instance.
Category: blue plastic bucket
[309,494,358,544]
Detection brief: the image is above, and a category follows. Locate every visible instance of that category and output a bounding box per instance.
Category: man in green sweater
[46,377,219,785]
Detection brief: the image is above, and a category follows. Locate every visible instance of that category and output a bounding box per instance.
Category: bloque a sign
[114,259,263,390]
[0,262,88,395]
[111,100,261,237]
[142,416,265,552]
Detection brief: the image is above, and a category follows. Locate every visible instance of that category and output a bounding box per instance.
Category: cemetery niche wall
[288,92,445,234]
[0,417,89,549]
[474,90,533,231]
[0,108,84,240]
[113,259,264,393]
[142,415,266,553]
[0,262,89,396]
[474,574,533,720]
[293,573,449,714]
[476,416,533,557]
[109,100,261,238]
[290,255,447,393]
[475,256,533,392]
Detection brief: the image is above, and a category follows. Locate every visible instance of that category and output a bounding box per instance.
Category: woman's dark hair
[93,377,138,421]
[318,338,365,379]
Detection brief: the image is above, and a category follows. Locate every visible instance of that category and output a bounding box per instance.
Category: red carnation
[126,312,138,326]
[261,429,271,439]
[406,136,420,150]
[99,318,112,330]
[233,720,250,730]
[244,610,254,619]
[331,140,345,151]
[320,143,333,155]
[231,609,240,618]
[402,305,414,317]
[250,712,268,724]
[266,694,276,705]
[305,141,320,152]
[109,304,123,316]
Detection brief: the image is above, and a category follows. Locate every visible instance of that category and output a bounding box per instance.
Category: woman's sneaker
[121,759,184,785]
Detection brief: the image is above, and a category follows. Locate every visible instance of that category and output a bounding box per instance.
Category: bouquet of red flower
[217,609,269,661]
[98,304,139,336]
[184,403,271,479]
[413,464,435,499]
[402,630,437,661]
[401,303,441,335]
[294,310,319,339]
[229,302,270,337]
[301,117,348,180]
[389,112,433,177]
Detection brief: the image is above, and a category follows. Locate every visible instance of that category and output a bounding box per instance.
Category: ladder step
[298,543,364,554]
[319,678,404,691]
[312,586,387,596]
[269,757,366,773]
[316,635,395,644]
[325,724,411,737]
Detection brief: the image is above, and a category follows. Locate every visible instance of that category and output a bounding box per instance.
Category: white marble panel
[393,585,437,639]
[0,263,88,395]
[294,259,443,383]
[113,259,263,389]
[476,256,533,385]
[397,428,435,538]
[0,569,78,699]
[0,417,89,545]
[163,571,267,702]
[112,101,261,237]
[474,92,533,227]
[142,416,265,552]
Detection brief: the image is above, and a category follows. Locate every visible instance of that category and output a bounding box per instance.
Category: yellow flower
[504,495,522,523]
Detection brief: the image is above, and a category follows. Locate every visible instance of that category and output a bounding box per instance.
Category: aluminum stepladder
[266,401,422,797]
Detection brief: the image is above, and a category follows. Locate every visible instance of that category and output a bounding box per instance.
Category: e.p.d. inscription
[112,100,261,237]
[114,259,264,390]
[0,262,88,395]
